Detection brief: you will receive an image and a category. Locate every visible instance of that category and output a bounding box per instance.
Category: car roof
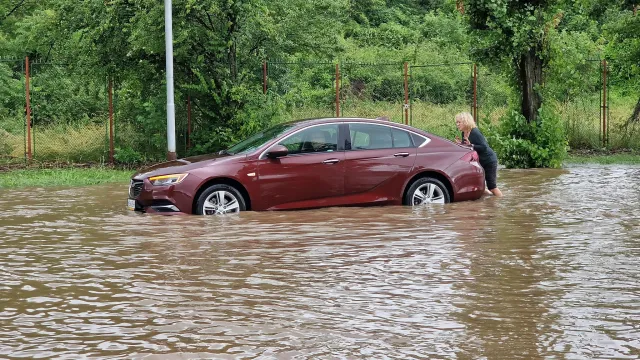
[283,117,426,133]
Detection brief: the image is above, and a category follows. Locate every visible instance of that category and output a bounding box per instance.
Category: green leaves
[485,106,567,168]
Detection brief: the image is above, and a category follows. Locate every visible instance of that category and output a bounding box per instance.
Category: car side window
[391,128,413,148]
[351,131,370,149]
[349,124,392,150]
[279,124,339,155]
[348,123,415,150]
[411,133,428,147]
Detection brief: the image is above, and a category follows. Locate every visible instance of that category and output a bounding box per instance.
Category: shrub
[484,106,567,168]
[114,147,145,164]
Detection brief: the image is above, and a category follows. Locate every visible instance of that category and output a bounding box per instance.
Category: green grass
[1,95,639,165]
[1,122,109,163]
[279,97,640,149]
[564,153,640,165]
[0,167,133,189]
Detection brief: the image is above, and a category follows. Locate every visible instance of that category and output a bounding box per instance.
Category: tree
[36,0,348,155]
[603,3,640,123]
[464,0,562,122]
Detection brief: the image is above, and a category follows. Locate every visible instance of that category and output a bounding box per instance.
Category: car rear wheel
[195,184,247,215]
[404,177,450,206]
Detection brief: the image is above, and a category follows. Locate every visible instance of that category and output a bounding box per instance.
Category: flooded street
[1,166,640,359]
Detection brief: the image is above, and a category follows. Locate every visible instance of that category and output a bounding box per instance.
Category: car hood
[132,153,245,179]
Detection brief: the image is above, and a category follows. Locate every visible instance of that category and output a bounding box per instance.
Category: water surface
[1,165,639,359]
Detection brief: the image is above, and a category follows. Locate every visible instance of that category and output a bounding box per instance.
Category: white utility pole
[165,0,177,160]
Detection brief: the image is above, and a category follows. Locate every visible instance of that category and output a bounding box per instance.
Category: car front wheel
[195,184,247,215]
[404,177,450,206]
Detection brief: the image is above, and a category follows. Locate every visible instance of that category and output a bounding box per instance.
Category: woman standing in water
[454,112,503,197]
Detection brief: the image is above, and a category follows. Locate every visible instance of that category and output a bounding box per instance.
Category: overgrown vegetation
[484,107,567,168]
[0,167,132,188]
[0,0,639,169]
[565,150,640,164]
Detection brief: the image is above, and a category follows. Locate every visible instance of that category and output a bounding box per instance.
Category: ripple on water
[0,166,639,358]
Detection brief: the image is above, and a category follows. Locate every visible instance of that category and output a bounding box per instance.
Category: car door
[344,122,417,197]
[257,123,345,209]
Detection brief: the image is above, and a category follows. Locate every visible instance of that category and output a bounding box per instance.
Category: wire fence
[266,61,337,120]
[606,60,640,149]
[410,62,474,139]
[1,57,639,165]
[546,59,603,149]
[340,62,406,123]
[0,58,195,165]
[28,61,110,163]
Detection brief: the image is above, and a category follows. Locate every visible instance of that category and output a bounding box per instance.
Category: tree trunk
[630,96,640,123]
[519,46,544,123]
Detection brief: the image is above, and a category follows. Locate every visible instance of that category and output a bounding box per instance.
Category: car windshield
[225,123,296,155]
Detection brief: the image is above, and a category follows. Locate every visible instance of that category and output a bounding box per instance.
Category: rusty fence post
[108,76,114,164]
[409,65,413,126]
[335,63,341,117]
[263,60,267,95]
[403,62,409,125]
[25,57,32,162]
[473,63,478,126]
[187,94,192,150]
[602,59,608,147]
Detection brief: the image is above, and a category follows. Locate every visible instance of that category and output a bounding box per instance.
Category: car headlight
[148,173,188,186]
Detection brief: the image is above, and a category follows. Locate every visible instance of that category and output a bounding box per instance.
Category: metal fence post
[473,63,478,126]
[602,59,608,147]
[187,94,192,150]
[108,76,114,164]
[404,62,409,125]
[263,60,267,95]
[409,65,413,126]
[25,57,32,162]
[335,63,341,117]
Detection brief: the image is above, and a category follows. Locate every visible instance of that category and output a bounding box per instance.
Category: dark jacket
[463,127,498,166]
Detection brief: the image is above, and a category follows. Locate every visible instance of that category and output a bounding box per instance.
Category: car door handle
[323,158,340,164]
[394,152,410,157]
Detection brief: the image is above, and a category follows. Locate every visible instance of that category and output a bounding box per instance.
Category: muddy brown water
[1,166,640,359]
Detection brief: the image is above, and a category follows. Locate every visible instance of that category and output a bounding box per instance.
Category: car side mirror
[266,144,289,159]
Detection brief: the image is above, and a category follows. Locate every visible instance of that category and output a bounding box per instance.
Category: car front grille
[129,180,144,198]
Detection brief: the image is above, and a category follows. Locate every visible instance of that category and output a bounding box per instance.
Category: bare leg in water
[489,188,503,197]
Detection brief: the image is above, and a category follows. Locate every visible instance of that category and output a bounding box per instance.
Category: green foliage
[114,147,145,164]
[0,167,131,189]
[465,0,558,64]
[485,107,567,168]
[190,91,286,155]
[0,62,23,113]
[1,0,639,167]
[546,30,602,101]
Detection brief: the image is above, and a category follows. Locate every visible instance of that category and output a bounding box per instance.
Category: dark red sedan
[127,118,485,215]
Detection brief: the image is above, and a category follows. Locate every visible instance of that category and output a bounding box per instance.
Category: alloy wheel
[412,183,446,205]
[202,191,241,215]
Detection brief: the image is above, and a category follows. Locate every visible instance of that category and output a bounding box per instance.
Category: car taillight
[461,151,482,169]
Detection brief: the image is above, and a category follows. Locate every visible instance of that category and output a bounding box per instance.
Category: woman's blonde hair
[455,112,476,131]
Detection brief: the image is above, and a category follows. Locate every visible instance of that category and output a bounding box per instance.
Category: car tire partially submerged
[196,184,247,215]
[404,177,450,205]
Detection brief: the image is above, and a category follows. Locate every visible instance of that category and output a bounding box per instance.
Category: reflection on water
[1,165,639,359]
